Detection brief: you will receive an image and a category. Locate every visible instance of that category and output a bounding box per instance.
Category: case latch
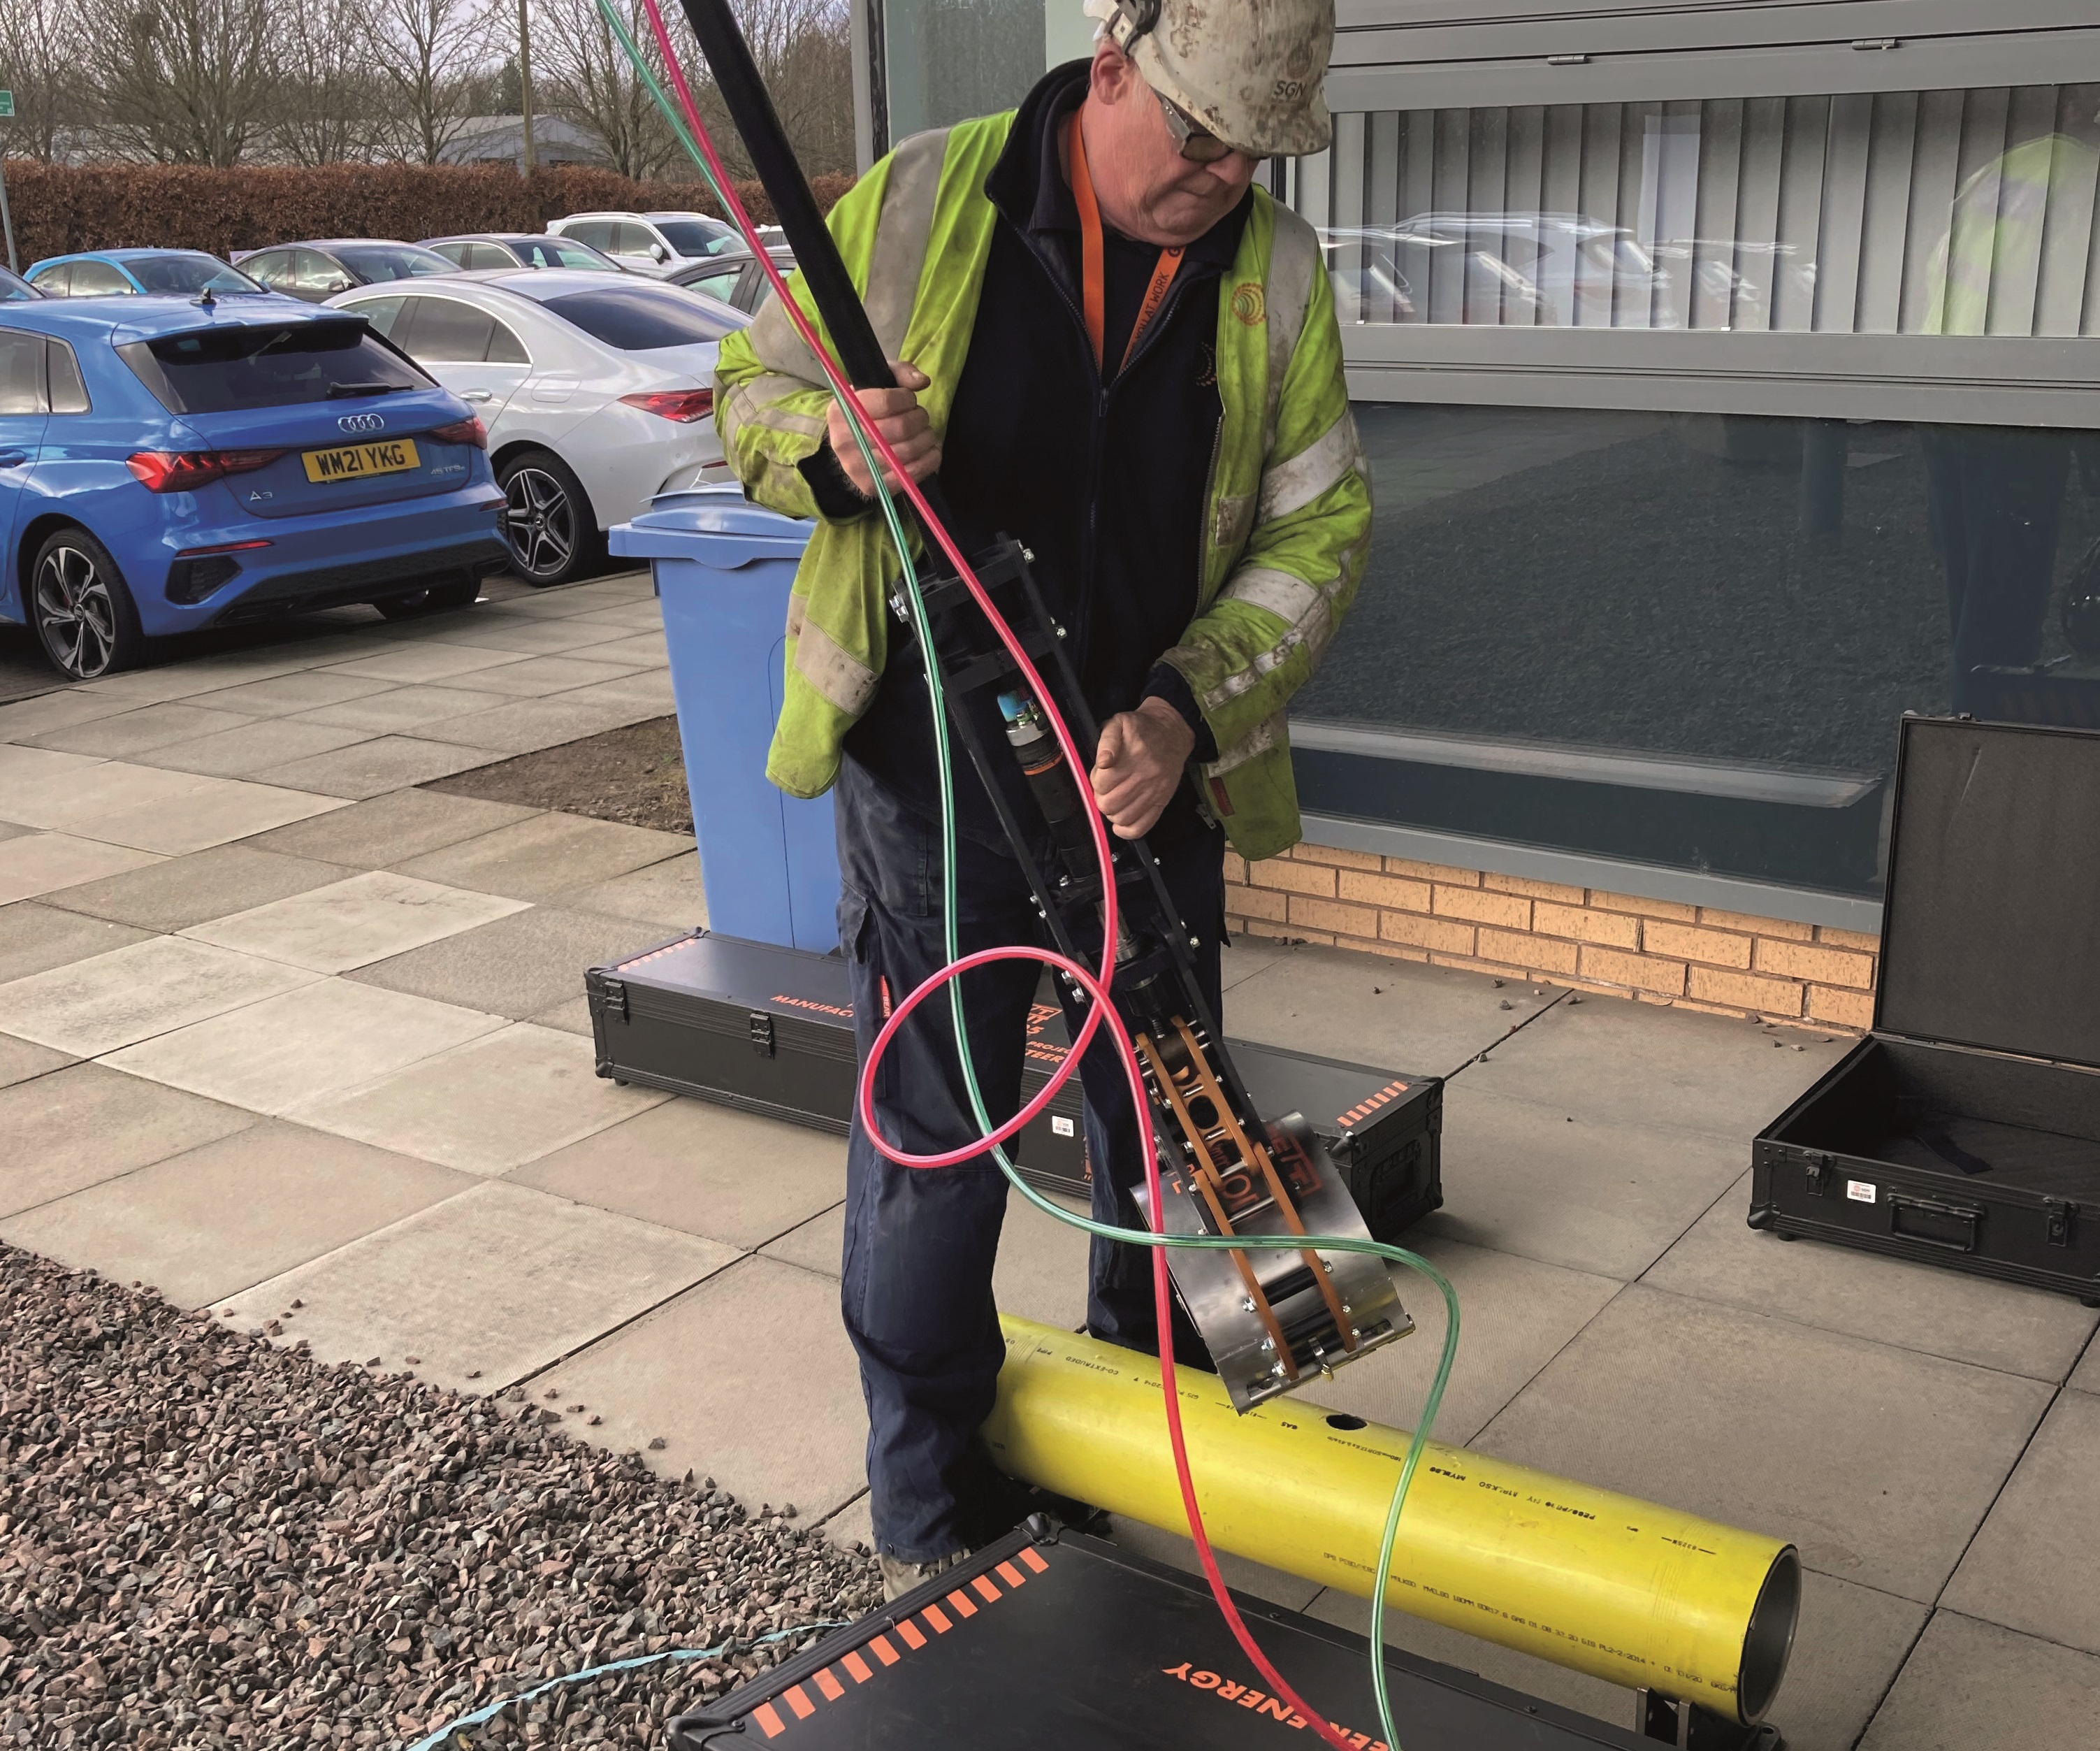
[2045,1199,2077,1248]
[1803,1154,1833,1197]
[600,977,628,1021]
[749,1011,776,1058]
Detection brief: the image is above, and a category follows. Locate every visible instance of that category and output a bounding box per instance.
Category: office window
[1308,84,2100,336]
[1291,403,2100,897]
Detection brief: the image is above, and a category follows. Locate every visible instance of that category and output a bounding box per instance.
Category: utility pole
[518,0,537,178]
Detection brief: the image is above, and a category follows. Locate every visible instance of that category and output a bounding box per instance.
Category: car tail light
[429,415,488,449]
[126,449,286,493]
[619,389,715,423]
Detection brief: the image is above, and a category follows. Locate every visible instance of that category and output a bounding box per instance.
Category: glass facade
[1291,405,2100,897]
[1312,86,2100,336]
[878,0,1064,144]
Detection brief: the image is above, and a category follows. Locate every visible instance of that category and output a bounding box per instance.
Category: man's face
[1084,45,1258,248]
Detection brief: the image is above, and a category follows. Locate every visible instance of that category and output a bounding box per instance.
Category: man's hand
[826,359,941,496]
[1090,697,1197,839]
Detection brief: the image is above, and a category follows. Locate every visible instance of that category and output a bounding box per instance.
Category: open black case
[1751,716,2100,1304]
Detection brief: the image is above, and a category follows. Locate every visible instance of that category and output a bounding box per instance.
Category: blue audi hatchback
[0,297,509,679]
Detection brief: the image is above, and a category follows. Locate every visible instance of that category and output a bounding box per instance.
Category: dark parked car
[235,240,454,303]
[667,247,794,315]
[422,233,627,273]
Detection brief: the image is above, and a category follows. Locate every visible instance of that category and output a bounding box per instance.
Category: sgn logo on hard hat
[1085,0,1335,160]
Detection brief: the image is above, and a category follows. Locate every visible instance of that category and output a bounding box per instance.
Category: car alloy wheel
[34,542,122,680]
[503,464,577,582]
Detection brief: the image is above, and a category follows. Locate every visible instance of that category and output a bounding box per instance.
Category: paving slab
[2075,1333,2100,1395]
[319,642,532,684]
[0,935,321,1057]
[526,1255,867,1524]
[1942,1387,2100,1655]
[0,1121,475,1309]
[814,1492,873,1554]
[246,735,498,800]
[568,854,705,931]
[418,694,658,756]
[464,590,623,621]
[1471,1284,2053,1602]
[391,810,695,902]
[0,1031,72,1090]
[1295,1238,1621,1448]
[177,670,399,718]
[420,653,646,698]
[0,821,27,844]
[346,904,643,1018]
[1856,1610,2100,1751]
[1,756,210,830]
[22,700,257,758]
[1646,1169,2099,1381]
[1224,946,1560,1079]
[291,683,521,733]
[992,1188,1094,1332]
[405,616,640,656]
[214,1179,737,1392]
[761,1204,843,1276]
[577,632,669,666]
[183,869,529,974]
[0,1063,257,1217]
[1219,935,1294,993]
[510,1097,846,1252]
[530,995,594,1036]
[106,977,507,1116]
[0,833,166,905]
[66,776,347,854]
[39,844,348,933]
[241,788,540,867]
[0,742,105,790]
[0,901,154,983]
[291,1021,669,1174]
[1419,1082,1749,1280]
[556,672,678,715]
[0,689,139,740]
[563,600,667,631]
[1461,993,1849,1141]
[138,718,377,778]
[71,663,302,705]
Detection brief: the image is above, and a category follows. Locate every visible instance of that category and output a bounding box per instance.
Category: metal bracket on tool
[1637,1689,1786,1750]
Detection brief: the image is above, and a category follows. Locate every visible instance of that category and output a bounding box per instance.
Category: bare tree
[370,0,502,165]
[82,0,281,165]
[271,0,385,164]
[0,0,87,161]
[537,0,683,180]
[676,0,853,180]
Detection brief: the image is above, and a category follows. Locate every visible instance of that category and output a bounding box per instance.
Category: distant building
[439,115,603,170]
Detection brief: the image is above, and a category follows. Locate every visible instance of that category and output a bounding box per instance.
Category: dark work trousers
[833,752,1224,1565]
[1922,426,2072,714]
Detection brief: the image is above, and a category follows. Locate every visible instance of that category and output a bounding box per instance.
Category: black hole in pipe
[1326,1413,1368,1431]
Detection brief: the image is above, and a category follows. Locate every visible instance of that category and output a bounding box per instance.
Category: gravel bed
[0,1248,881,1748]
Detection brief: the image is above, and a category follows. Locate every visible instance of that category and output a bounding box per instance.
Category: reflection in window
[1305,85,2100,336]
[1291,405,2100,895]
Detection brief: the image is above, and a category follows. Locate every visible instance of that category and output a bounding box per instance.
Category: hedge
[0,161,856,266]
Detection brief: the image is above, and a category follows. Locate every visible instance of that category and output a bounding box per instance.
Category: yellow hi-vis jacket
[713,113,1372,863]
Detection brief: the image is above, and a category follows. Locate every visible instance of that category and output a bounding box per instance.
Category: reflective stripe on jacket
[714,111,1370,863]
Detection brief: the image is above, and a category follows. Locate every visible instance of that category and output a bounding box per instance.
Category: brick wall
[1226,842,1879,1030]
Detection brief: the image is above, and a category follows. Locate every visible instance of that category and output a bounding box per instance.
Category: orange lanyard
[1067,114,1182,378]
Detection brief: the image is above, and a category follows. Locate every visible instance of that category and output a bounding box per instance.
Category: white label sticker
[1051,1116,1076,1137]
[1846,1179,1877,1204]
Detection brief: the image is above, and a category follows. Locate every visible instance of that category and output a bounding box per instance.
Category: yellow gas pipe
[982,1316,1799,1726]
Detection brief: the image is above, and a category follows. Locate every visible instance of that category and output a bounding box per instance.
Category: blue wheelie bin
[609,488,841,953]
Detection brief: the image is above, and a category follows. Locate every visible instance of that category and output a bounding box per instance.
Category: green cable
[592,6,1461,1739]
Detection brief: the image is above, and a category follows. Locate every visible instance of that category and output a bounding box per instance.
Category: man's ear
[1090,39,1136,104]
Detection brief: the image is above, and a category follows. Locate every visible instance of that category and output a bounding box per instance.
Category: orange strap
[1067,115,1182,377]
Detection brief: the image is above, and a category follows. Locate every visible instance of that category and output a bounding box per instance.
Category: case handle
[1886,1190,1983,1253]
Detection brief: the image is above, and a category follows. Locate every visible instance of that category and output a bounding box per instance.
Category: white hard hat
[1082,0,1335,159]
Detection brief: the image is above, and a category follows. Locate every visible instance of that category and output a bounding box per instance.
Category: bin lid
[1876,715,2100,1068]
[609,486,813,568]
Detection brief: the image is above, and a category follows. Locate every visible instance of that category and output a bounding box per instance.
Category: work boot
[878,1549,969,1603]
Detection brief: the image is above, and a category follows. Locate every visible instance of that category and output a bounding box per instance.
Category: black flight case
[1751,715,2100,1304]
[586,930,1442,1232]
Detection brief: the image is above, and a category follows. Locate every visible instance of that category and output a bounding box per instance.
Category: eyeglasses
[1155,89,1238,164]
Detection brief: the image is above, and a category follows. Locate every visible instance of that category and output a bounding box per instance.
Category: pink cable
[635,10,1368,1742]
